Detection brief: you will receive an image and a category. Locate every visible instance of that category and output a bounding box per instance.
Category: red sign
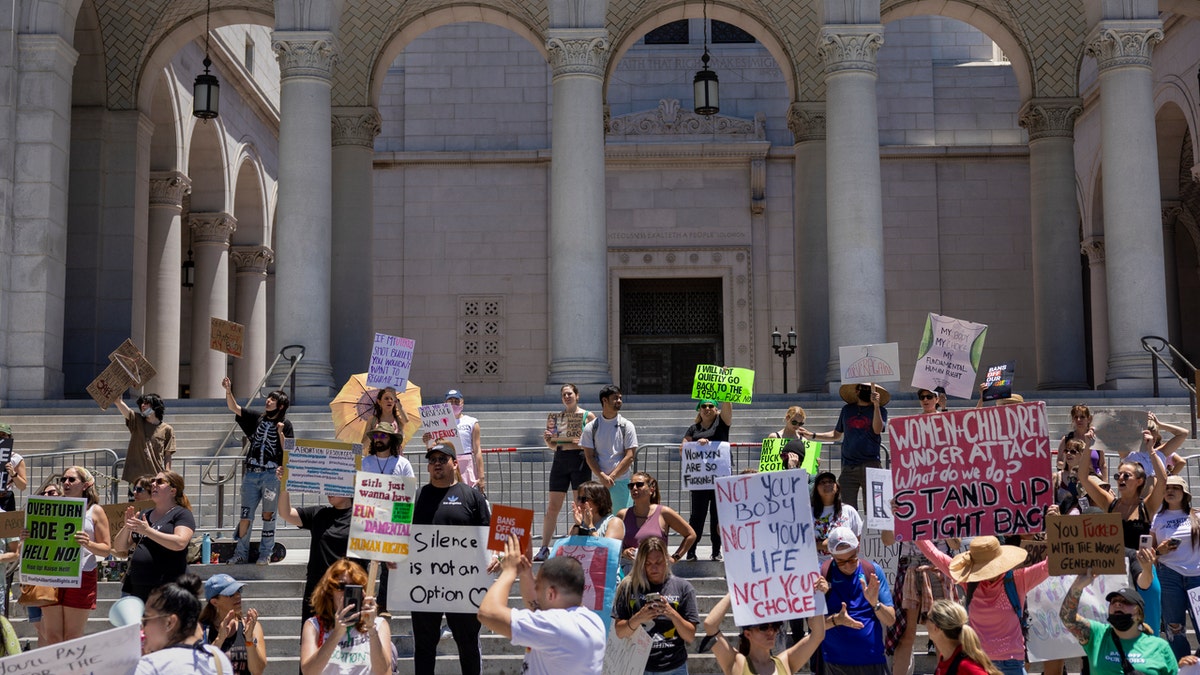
[487,504,534,554]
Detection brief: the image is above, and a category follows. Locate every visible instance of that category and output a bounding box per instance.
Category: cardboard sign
[283,439,361,497]
[890,402,1053,539]
[603,626,652,674]
[419,403,459,443]
[1025,573,1127,661]
[0,623,140,674]
[691,365,754,404]
[982,360,1015,401]
[715,472,822,625]
[839,342,901,384]
[548,412,585,443]
[1188,586,1200,636]
[86,361,136,410]
[858,530,899,589]
[0,510,23,539]
[109,338,157,387]
[913,314,988,399]
[21,496,86,587]
[488,504,534,553]
[209,317,245,357]
[348,471,418,562]
[681,441,731,490]
[101,500,154,539]
[550,535,621,631]
[1091,409,1149,457]
[864,467,894,532]
[1046,513,1125,576]
[389,525,493,613]
[367,333,415,390]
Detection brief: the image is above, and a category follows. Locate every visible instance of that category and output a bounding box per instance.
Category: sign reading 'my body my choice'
[889,402,1052,540]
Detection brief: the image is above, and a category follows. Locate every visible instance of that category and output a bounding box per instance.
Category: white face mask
[451,404,464,416]
[140,407,154,419]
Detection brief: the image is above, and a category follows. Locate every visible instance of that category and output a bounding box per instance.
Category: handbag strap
[1107,627,1136,675]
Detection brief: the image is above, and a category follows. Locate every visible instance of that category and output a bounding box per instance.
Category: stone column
[787,102,830,392]
[819,25,886,386]
[1018,99,1088,389]
[272,32,338,399]
[545,30,612,389]
[1082,237,1109,387]
[330,107,381,382]
[1161,201,1182,345]
[189,212,237,398]
[1085,21,1168,387]
[146,172,191,399]
[232,245,274,399]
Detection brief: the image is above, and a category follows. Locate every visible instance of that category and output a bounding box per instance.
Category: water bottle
[201,533,212,565]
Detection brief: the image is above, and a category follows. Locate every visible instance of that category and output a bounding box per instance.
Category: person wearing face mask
[223,377,293,566]
[1060,572,1177,675]
[116,393,175,484]
[424,389,486,493]
[811,383,888,512]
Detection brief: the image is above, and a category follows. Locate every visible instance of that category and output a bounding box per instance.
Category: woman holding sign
[40,465,111,645]
[700,589,830,675]
[535,383,597,562]
[681,399,732,561]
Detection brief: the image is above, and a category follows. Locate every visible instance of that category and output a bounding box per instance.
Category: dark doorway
[619,278,723,394]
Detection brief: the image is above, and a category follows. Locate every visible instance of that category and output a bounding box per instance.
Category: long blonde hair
[927,600,1001,675]
[614,537,671,608]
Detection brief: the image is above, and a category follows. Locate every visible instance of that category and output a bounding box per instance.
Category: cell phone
[1169,538,1181,549]
[343,584,364,614]
[1139,535,1153,550]
[644,592,661,603]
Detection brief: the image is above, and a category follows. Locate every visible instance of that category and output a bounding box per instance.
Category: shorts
[55,568,98,610]
[548,449,590,493]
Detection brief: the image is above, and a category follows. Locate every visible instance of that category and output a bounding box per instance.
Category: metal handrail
[20,447,122,508]
[1141,335,1197,436]
[200,344,305,486]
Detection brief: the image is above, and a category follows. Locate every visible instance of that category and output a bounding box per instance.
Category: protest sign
[109,338,156,387]
[759,438,787,472]
[547,412,585,444]
[1091,409,1149,458]
[982,360,1015,401]
[348,471,417,562]
[419,403,459,443]
[691,365,754,404]
[367,333,415,390]
[913,314,988,399]
[864,467,894,532]
[21,496,86,587]
[86,360,135,409]
[209,317,245,357]
[1189,587,1200,636]
[488,504,534,553]
[283,439,361,497]
[858,530,899,588]
[603,627,652,674]
[389,525,493,613]
[889,402,1052,539]
[839,343,901,384]
[0,622,140,674]
[0,436,12,475]
[102,500,154,538]
[0,510,22,539]
[1046,513,1124,576]
[681,441,731,490]
[715,472,822,624]
[1025,573,1127,661]
[551,535,621,631]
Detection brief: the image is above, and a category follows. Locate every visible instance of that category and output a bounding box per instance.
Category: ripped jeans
[233,468,279,563]
[1157,562,1200,659]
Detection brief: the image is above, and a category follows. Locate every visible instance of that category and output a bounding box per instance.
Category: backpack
[588,414,632,451]
[964,570,1028,642]
[820,557,880,589]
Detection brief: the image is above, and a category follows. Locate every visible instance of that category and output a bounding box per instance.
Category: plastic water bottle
[201,533,212,565]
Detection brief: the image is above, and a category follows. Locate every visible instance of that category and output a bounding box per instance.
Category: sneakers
[255,558,270,566]
[711,552,724,562]
[685,552,698,562]
[533,547,550,562]
[226,556,248,565]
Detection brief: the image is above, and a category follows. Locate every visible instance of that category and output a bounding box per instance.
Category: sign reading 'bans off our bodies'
[715,472,822,625]
[691,365,754,404]
[889,402,1052,540]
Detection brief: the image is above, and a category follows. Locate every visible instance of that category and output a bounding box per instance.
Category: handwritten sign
[0,510,23,539]
[548,412,585,444]
[1188,587,1200,636]
[367,333,415,390]
[389,525,492,613]
[283,439,361,497]
[0,623,140,674]
[349,471,417,562]
[603,627,652,674]
[209,317,245,357]
[1025,573,1127,661]
[982,360,1015,401]
[759,439,787,472]
[488,504,534,553]
[22,496,86,587]
[715,472,822,624]
[1046,513,1124,576]
[551,535,621,631]
[839,343,901,384]
[691,365,754,404]
[86,361,135,410]
[889,402,1052,539]
[913,314,988,399]
[419,403,459,443]
[864,467,894,532]
[682,441,731,490]
[109,338,156,387]
[101,500,154,539]
[858,530,899,588]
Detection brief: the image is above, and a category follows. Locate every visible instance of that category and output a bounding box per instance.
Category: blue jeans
[994,659,1025,675]
[234,469,279,562]
[649,663,689,675]
[1157,563,1200,658]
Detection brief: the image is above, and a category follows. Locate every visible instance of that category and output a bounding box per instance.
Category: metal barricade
[19,448,121,509]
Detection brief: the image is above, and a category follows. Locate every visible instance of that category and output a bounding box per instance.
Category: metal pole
[782,353,789,394]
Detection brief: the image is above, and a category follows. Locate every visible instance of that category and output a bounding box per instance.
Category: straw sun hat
[947,536,1027,584]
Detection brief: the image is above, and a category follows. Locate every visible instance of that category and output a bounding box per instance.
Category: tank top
[622,504,666,550]
[740,654,789,675]
[1108,499,1151,549]
[81,505,97,572]
[206,621,252,675]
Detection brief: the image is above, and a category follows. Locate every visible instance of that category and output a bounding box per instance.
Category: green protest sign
[758,438,822,474]
[801,440,822,475]
[21,496,85,587]
[691,365,754,404]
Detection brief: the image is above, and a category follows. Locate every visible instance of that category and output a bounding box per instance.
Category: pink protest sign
[889,401,1052,540]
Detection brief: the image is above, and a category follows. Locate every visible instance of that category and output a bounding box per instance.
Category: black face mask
[857,390,871,403]
[1108,612,1136,631]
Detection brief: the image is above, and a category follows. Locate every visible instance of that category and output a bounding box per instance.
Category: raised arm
[1059,570,1095,644]
[1145,447,1168,514]
[719,401,733,426]
[276,466,301,527]
[221,377,242,415]
[703,594,738,675]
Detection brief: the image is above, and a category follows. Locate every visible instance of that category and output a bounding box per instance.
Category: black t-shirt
[613,575,700,671]
[298,504,352,575]
[684,417,730,443]
[412,482,491,526]
[235,408,293,468]
[123,506,197,598]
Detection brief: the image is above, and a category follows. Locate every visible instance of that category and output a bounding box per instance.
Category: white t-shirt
[456,414,480,487]
[305,616,388,675]
[582,415,638,475]
[1151,509,1200,575]
[1125,450,1173,478]
[510,605,605,675]
[135,644,234,675]
[361,453,414,478]
[815,503,863,563]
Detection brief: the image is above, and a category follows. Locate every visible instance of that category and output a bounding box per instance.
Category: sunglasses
[60,476,79,484]
[700,404,716,410]
[1064,449,1080,455]
[141,614,168,627]
[576,496,590,503]
[919,393,937,401]
[628,481,648,490]
[790,419,804,426]
[370,433,391,441]
[752,622,782,633]
[1114,472,1134,480]
[133,486,148,493]
[427,455,452,465]
[151,477,170,485]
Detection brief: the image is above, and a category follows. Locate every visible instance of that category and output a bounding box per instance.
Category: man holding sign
[813,383,888,512]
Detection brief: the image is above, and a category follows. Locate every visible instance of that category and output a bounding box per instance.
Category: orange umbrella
[330,374,423,447]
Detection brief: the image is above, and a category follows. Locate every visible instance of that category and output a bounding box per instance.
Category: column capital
[1018,98,1082,140]
[546,29,609,78]
[787,102,826,143]
[819,25,884,74]
[149,171,192,207]
[231,245,274,274]
[1085,21,1163,72]
[189,212,237,245]
[272,31,338,80]
[331,107,381,148]
[1162,200,1183,229]
[1081,236,1105,265]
